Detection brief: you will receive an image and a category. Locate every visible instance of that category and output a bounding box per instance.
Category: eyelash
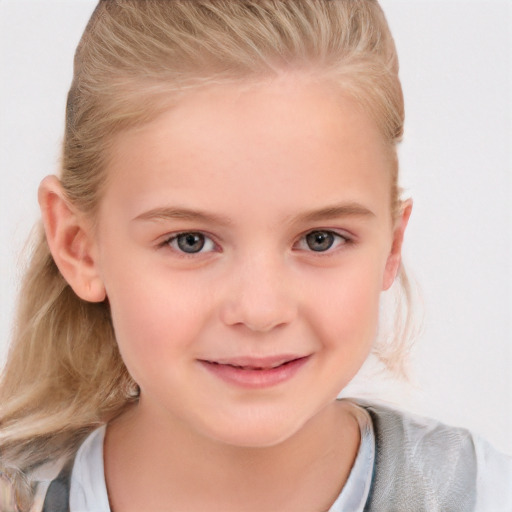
[161,231,219,256]
[294,230,352,253]
[160,229,353,256]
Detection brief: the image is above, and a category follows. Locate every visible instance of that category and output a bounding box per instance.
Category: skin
[40,74,411,511]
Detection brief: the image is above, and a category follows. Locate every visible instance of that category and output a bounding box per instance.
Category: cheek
[103,261,211,384]
[294,263,382,398]
[305,256,384,347]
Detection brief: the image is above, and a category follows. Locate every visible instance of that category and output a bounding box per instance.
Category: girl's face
[92,76,407,447]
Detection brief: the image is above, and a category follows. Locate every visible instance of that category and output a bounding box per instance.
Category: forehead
[104,75,393,220]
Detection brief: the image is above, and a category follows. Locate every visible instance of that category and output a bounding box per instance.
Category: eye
[167,232,216,254]
[297,230,349,252]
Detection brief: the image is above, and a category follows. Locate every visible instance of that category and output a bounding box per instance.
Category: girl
[1,1,510,511]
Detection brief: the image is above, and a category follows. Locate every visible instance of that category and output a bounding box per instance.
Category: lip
[198,354,311,389]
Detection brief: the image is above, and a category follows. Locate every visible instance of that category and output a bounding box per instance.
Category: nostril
[218,274,297,332]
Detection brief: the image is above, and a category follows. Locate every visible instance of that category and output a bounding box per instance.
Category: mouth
[198,355,311,389]
[205,356,304,370]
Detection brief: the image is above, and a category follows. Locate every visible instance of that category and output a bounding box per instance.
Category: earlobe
[382,199,413,290]
[38,175,106,303]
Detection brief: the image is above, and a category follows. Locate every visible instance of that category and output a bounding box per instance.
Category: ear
[382,199,413,290]
[38,175,106,302]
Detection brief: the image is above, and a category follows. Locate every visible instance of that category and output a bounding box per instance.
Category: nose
[219,255,298,333]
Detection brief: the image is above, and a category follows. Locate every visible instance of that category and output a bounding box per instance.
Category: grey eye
[305,231,336,252]
[175,232,206,253]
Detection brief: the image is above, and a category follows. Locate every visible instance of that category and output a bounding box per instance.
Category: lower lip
[199,357,310,389]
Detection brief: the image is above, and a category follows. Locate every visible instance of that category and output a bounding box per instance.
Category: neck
[104,399,360,512]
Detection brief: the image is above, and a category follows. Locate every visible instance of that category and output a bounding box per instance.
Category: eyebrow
[133,202,374,225]
[133,207,233,226]
[291,203,376,223]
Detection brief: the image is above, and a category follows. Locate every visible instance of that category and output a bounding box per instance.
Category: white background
[1,0,511,453]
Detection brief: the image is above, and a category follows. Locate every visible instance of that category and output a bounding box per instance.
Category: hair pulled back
[0,1,408,498]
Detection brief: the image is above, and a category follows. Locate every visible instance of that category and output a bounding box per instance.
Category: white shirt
[66,402,512,511]
[69,406,375,512]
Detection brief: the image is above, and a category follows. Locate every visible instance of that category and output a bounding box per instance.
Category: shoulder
[0,456,68,512]
[472,432,512,511]
[23,457,71,512]
[31,426,107,512]
[352,399,512,511]
[359,399,476,462]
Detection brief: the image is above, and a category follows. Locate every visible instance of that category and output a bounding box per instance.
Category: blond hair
[0,0,410,503]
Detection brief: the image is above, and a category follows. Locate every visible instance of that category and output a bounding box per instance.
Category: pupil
[177,233,205,253]
[306,231,334,252]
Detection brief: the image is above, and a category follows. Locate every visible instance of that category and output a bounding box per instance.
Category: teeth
[230,364,266,370]
[230,361,289,370]
[206,358,301,369]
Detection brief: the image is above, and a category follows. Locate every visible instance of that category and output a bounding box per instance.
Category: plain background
[0,0,511,454]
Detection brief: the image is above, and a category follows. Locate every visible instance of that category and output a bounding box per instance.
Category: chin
[199,408,311,449]
[213,428,299,450]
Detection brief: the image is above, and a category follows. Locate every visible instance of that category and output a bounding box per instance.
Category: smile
[198,355,311,389]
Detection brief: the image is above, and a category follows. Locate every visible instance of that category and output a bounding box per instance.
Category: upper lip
[199,354,308,370]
